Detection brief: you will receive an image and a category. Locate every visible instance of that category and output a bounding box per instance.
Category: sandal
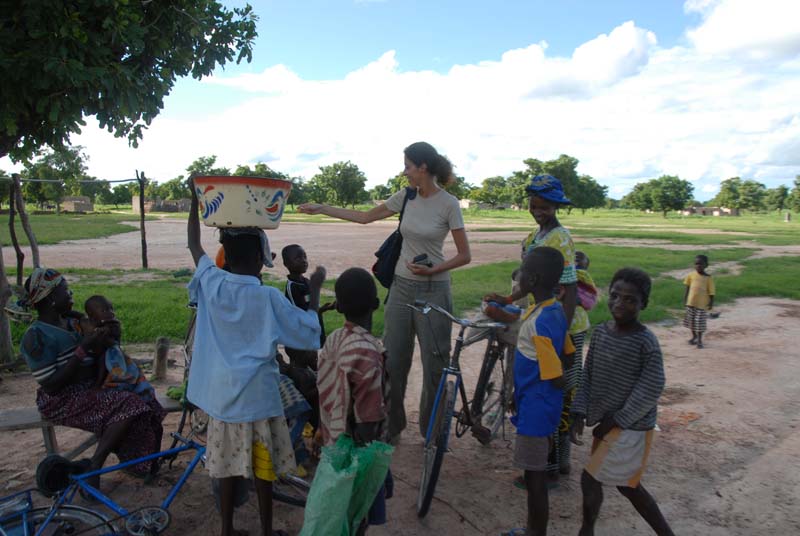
[501,529,526,535]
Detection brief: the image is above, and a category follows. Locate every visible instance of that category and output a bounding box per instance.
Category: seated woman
[19,268,166,485]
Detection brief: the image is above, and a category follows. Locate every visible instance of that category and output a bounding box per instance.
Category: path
[1,298,799,534]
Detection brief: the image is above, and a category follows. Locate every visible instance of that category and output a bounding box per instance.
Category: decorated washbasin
[193,176,293,229]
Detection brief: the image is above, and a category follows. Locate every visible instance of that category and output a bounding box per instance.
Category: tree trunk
[8,181,25,286]
[137,170,148,269]
[12,175,40,268]
[0,242,15,364]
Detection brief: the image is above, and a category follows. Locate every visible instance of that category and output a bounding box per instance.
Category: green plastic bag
[300,435,394,536]
[348,440,393,534]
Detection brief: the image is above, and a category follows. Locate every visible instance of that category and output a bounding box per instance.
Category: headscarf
[25,267,64,307]
[218,227,274,268]
[525,174,572,205]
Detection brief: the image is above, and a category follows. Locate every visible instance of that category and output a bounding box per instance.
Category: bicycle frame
[49,434,205,528]
[414,301,507,441]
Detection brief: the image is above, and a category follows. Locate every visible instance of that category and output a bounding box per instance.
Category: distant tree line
[3,147,799,216]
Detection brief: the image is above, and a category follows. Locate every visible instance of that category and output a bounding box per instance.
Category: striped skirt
[683,306,708,333]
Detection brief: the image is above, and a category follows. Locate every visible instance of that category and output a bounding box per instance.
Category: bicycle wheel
[471,340,508,441]
[2,505,117,535]
[417,380,455,518]
[273,473,310,508]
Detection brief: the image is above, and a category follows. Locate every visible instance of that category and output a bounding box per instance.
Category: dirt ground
[2,221,799,535]
[1,218,526,276]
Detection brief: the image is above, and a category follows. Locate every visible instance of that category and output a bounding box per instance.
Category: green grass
[6,245,795,348]
[0,213,155,246]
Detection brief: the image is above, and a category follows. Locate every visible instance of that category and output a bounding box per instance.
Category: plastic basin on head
[193,176,293,229]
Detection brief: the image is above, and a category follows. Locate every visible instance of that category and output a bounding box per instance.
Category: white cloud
[687,0,800,60]
[4,4,799,201]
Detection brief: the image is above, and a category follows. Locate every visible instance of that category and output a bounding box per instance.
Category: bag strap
[397,187,413,228]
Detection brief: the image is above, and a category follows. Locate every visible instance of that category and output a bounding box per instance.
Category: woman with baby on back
[299,141,472,445]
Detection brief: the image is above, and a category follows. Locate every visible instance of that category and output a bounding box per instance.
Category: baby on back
[84,295,154,402]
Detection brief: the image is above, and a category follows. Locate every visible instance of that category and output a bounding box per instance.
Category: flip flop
[501,529,526,535]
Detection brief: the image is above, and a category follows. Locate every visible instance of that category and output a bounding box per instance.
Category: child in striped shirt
[316,267,391,534]
[570,268,674,536]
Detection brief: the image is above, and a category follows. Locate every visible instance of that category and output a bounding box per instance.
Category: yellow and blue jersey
[511,298,573,437]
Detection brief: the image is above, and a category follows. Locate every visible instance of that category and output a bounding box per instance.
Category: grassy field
[2,208,797,347]
[1,212,155,246]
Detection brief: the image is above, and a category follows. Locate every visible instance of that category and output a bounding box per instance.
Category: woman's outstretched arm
[297,203,395,224]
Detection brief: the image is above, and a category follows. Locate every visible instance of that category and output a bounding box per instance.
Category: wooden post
[136,170,148,269]
[8,180,25,286]
[0,242,14,364]
[152,336,170,381]
[12,174,40,268]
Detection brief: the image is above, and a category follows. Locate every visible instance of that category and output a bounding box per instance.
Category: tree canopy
[711,177,767,211]
[789,176,800,213]
[470,176,511,207]
[1,2,258,161]
[621,175,693,216]
[308,161,369,207]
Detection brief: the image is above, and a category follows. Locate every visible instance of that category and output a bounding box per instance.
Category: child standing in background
[683,254,715,349]
[281,244,334,429]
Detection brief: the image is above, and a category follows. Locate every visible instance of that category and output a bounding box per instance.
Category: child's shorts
[586,428,654,488]
[513,434,550,471]
[206,416,296,480]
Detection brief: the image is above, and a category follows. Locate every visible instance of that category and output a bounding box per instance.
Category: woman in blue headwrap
[19,268,165,486]
[487,175,585,481]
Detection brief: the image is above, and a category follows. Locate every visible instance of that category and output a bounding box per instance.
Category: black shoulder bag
[372,187,415,289]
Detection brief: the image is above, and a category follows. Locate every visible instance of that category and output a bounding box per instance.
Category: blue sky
[167,0,695,115]
[4,0,799,200]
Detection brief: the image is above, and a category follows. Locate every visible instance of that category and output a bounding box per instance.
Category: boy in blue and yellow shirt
[509,246,575,536]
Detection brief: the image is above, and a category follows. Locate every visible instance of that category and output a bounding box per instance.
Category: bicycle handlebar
[407,300,508,330]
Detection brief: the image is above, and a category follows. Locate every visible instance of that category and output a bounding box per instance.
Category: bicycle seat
[35,455,92,497]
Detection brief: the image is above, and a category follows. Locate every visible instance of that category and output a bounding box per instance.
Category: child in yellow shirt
[683,254,715,349]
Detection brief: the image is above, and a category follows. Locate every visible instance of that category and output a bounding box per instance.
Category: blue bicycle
[0,431,204,536]
[408,300,510,518]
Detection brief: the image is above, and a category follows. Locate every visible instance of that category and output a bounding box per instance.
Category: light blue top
[187,255,322,422]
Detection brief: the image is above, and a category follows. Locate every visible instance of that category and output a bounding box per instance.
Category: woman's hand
[406,261,436,276]
[82,325,117,355]
[297,203,325,215]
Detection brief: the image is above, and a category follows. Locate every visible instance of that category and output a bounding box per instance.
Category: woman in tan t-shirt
[299,141,471,442]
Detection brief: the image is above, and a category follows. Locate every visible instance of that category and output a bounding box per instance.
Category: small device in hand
[412,253,433,267]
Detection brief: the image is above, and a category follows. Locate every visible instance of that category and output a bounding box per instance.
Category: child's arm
[349,349,386,446]
[352,422,382,445]
[684,286,690,305]
[570,331,597,445]
[707,276,715,310]
[187,176,205,267]
[307,266,326,312]
[95,356,107,388]
[530,332,564,386]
